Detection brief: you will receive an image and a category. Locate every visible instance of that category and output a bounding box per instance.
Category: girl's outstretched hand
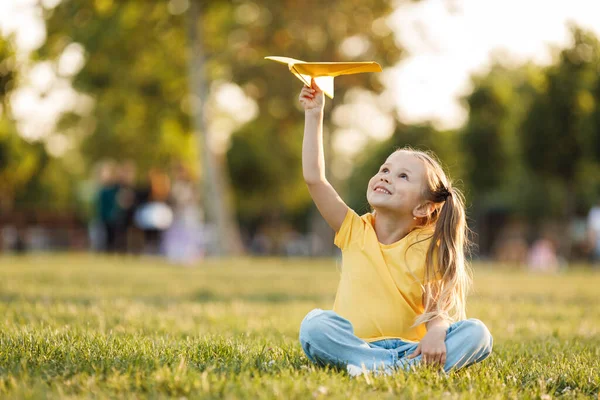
[299,79,324,114]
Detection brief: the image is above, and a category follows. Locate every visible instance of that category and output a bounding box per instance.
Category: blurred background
[1,0,600,269]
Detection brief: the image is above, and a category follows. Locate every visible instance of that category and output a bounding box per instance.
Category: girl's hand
[407,326,447,367]
[299,79,324,114]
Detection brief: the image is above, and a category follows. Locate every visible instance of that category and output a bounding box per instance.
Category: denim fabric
[299,309,493,375]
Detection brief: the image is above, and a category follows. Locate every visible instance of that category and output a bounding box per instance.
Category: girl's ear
[413,201,435,219]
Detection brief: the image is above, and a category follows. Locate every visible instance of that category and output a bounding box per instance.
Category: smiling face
[366,151,428,218]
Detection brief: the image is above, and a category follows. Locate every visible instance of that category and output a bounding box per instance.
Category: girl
[298,80,493,375]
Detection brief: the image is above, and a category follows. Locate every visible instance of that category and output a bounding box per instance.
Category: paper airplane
[265,56,382,99]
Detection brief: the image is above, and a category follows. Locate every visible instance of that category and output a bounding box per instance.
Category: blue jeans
[299,309,493,374]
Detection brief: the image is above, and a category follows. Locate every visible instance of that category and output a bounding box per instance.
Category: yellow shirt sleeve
[333,208,365,250]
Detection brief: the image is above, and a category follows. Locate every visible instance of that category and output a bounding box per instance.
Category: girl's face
[366,151,427,217]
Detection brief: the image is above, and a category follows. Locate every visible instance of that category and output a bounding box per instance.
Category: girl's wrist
[305,108,324,118]
[426,318,450,332]
[427,325,448,333]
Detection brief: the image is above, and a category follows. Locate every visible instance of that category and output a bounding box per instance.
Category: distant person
[587,200,600,265]
[162,164,204,265]
[135,168,172,255]
[96,160,119,252]
[114,160,139,253]
[297,80,492,376]
[527,238,559,272]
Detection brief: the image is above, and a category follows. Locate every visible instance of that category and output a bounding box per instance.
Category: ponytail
[397,148,473,327]
[414,186,472,326]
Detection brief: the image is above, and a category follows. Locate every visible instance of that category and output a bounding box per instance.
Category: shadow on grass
[0,291,333,306]
[469,293,595,306]
[191,289,333,304]
[6,290,592,307]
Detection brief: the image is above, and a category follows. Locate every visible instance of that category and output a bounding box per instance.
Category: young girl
[298,80,493,375]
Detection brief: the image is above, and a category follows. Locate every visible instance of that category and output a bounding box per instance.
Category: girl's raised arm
[299,79,349,232]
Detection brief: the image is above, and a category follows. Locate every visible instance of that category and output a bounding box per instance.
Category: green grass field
[0,255,598,399]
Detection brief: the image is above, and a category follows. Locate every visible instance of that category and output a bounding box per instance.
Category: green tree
[459,63,544,254]
[0,36,43,213]
[458,27,600,258]
[38,1,239,252]
[39,1,195,169]
[521,27,600,256]
[36,0,403,254]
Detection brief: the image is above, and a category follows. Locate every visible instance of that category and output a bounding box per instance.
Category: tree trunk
[186,1,244,256]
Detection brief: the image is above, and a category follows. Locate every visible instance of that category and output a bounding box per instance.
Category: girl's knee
[445,319,493,370]
[300,308,351,342]
[299,309,348,364]
[300,309,337,341]
[301,308,326,326]
[463,319,493,354]
[300,308,325,336]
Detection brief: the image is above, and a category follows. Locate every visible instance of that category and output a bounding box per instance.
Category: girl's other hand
[407,326,447,368]
[299,79,324,114]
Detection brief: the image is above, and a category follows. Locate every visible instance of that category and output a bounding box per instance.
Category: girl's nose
[380,176,390,183]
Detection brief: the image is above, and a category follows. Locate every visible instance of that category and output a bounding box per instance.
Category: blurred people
[95,160,120,252]
[114,160,139,253]
[134,168,172,255]
[162,164,205,265]
[249,224,274,255]
[527,238,559,272]
[491,221,528,266]
[1,214,28,253]
[587,200,600,265]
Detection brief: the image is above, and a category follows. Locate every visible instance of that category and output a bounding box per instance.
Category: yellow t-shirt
[333,208,435,343]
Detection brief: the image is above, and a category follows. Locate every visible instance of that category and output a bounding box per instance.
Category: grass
[0,255,599,399]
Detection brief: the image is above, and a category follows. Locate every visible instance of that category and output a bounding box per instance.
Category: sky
[387,0,600,129]
[2,0,600,152]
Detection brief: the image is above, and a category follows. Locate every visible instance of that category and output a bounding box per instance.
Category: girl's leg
[441,318,493,372]
[365,321,492,373]
[299,310,492,374]
[299,309,403,374]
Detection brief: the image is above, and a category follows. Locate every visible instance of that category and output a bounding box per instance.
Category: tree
[38,1,241,253]
[0,36,42,213]
[521,27,600,256]
[458,27,600,259]
[36,0,403,254]
[187,1,243,255]
[460,63,543,254]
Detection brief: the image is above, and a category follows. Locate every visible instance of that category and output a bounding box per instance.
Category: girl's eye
[381,168,389,173]
[399,173,408,179]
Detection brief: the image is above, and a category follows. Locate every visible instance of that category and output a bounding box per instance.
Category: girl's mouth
[374,186,391,195]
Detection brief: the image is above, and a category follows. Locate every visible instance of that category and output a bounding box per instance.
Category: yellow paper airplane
[265,56,382,99]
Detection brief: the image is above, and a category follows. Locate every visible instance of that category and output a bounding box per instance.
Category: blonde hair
[398,147,473,326]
